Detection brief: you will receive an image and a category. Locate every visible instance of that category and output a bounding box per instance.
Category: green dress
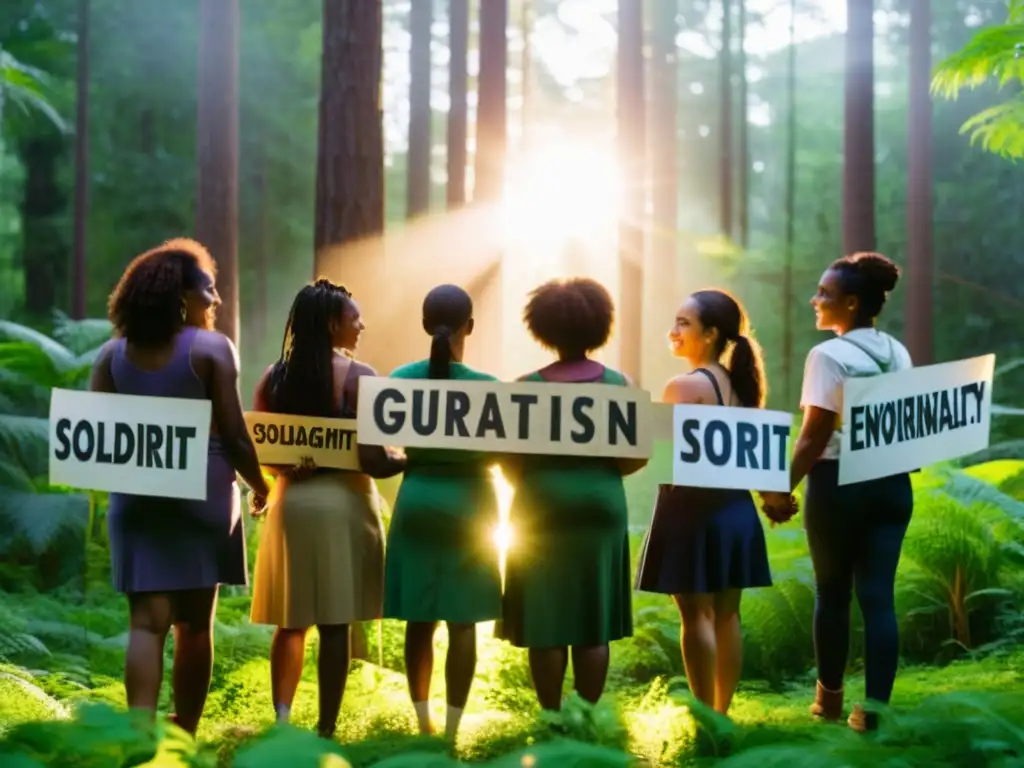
[383,360,503,624]
[498,366,634,648]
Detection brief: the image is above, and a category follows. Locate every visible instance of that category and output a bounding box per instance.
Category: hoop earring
[180,303,187,322]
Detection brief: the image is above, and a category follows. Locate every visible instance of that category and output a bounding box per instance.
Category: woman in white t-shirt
[788,252,913,734]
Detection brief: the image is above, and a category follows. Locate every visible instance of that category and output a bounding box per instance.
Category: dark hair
[266,278,354,417]
[829,251,901,322]
[107,238,217,346]
[523,277,614,358]
[690,289,766,408]
[423,284,473,379]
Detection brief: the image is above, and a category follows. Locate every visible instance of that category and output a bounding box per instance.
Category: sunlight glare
[490,466,515,582]
[501,141,621,248]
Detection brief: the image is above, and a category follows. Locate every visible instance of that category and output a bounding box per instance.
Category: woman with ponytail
[249,278,406,738]
[384,284,501,743]
[635,288,791,715]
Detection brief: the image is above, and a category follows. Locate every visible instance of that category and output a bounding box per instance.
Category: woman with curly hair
[384,284,502,742]
[89,238,269,734]
[497,277,645,712]
[248,278,406,739]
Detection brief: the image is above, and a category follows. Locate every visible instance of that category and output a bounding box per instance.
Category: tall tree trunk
[474,0,507,203]
[736,0,749,248]
[616,0,644,383]
[446,0,468,209]
[842,0,875,254]
[196,0,240,344]
[906,0,933,364]
[407,0,432,219]
[650,0,677,365]
[313,0,384,661]
[781,0,797,406]
[314,0,384,270]
[470,0,506,377]
[719,0,733,238]
[72,0,90,320]
[19,129,68,317]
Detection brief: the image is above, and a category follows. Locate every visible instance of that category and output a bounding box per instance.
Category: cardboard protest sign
[839,354,994,485]
[245,412,359,470]
[49,388,211,500]
[669,404,794,492]
[356,377,653,459]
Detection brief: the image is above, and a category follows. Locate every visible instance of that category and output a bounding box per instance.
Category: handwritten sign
[839,354,994,484]
[356,377,652,458]
[49,388,211,500]
[244,412,359,470]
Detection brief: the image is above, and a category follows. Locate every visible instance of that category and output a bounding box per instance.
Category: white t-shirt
[799,328,913,460]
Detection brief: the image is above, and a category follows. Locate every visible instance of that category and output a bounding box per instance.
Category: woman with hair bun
[789,252,913,733]
[384,284,501,743]
[635,288,784,716]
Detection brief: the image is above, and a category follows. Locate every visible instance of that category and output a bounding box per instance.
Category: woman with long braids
[249,278,406,739]
[90,238,269,734]
[635,288,790,716]
[384,284,502,743]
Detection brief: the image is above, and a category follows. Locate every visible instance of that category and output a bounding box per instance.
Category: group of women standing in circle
[92,238,913,743]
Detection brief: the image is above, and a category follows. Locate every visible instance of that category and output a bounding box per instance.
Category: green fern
[931,1,1024,160]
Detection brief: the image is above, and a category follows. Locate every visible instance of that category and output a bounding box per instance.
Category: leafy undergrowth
[0,605,1022,767]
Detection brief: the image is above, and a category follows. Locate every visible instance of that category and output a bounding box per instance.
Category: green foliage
[931,0,1024,159]
[0,315,109,589]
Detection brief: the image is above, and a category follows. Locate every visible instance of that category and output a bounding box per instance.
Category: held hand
[248,491,268,520]
[758,491,798,526]
[285,456,317,482]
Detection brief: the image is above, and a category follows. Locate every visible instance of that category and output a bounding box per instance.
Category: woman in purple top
[89,238,269,734]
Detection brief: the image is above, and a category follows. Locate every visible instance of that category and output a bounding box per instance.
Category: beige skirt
[250,471,384,628]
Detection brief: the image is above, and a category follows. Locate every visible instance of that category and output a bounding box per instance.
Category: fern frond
[0,322,77,374]
[49,312,112,356]
[931,24,1024,96]
[958,94,1024,160]
[0,492,88,554]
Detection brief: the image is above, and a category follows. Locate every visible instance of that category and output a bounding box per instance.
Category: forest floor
[1,593,1022,767]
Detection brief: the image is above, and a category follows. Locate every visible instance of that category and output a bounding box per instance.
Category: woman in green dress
[498,277,647,711]
[384,284,502,742]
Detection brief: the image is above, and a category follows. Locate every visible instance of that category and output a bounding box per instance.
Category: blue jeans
[804,460,913,704]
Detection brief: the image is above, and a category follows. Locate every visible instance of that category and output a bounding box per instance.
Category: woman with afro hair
[497,277,646,711]
[90,238,269,734]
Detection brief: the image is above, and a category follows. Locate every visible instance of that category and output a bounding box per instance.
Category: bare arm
[789,406,835,492]
[89,341,117,393]
[250,364,292,478]
[204,334,269,496]
[348,362,407,479]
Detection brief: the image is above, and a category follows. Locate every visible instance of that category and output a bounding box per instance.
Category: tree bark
[650,0,677,330]
[71,0,90,319]
[196,0,240,344]
[446,0,468,209]
[407,0,432,218]
[906,0,933,364]
[314,0,384,278]
[736,0,749,249]
[782,0,797,406]
[474,0,507,203]
[842,0,875,254]
[719,0,733,238]
[617,0,644,383]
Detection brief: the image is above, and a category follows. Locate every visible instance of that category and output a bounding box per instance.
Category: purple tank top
[109,326,207,401]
